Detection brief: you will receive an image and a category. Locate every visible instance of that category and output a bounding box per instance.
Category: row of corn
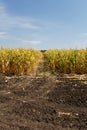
[44,49,87,74]
[0,48,42,75]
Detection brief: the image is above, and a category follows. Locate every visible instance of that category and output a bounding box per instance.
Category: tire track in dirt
[0,55,87,130]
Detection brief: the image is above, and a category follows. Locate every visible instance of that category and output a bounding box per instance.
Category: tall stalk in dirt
[0,48,42,75]
[45,49,87,74]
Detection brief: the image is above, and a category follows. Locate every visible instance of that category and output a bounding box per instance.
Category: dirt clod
[0,58,87,130]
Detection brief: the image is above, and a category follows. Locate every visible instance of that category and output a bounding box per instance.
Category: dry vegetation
[0,48,87,130]
[45,49,87,74]
[0,48,42,75]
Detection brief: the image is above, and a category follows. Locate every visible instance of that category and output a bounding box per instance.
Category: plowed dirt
[0,57,87,130]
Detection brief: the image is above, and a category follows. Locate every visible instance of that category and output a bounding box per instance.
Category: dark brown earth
[0,58,87,130]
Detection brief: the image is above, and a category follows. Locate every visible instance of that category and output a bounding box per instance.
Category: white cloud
[22,40,41,45]
[1,35,42,45]
[0,31,7,38]
[0,3,39,30]
[82,33,87,36]
[0,2,44,49]
[13,17,39,29]
[71,39,87,49]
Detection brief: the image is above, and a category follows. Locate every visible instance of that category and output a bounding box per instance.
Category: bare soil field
[0,58,87,130]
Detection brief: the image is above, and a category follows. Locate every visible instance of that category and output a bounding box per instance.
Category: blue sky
[0,0,87,49]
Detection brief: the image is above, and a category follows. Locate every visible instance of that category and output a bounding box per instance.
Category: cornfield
[45,49,87,74]
[0,48,42,75]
